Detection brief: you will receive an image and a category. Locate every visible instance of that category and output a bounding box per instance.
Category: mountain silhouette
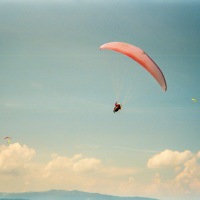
[0,190,159,200]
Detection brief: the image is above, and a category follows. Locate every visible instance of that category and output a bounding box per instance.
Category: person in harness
[113,102,122,113]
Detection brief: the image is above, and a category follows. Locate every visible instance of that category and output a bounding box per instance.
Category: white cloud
[1,145,199,198]
[43,153,136,179]
[174,156,200,194]
[0,143,36,192]
[0,143,35,175]
[147,149,193,169]
[43,154,101,178]
[146,150,200,198]
[0,144,137,193]
[73,157,101,173]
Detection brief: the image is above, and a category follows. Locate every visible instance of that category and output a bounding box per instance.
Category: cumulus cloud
[0,143,36,192]
[146,149,200,197]
[174,156,200,194]
[43,154,102,179]
[0,143,35,175]
[147,149,193,169]
[1,144,199,198]
[39,149,199,197]
[43,153,136,183]
[0,143,137,193]
[73,157,101,173]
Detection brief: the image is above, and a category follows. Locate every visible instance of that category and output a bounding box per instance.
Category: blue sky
[0,1,200,200]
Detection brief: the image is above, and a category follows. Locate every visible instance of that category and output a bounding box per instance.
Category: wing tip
[162,85,167,92]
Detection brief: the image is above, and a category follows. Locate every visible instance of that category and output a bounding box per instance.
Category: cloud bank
[147,149,193,168]
[0,143,35,175]
[147,149,200,198]
[0,144,200,199]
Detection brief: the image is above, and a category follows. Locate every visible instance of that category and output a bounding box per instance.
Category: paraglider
[113,102,122,113]
[192,98,197,103]
[100,42,167,92]
[4,137,11,146]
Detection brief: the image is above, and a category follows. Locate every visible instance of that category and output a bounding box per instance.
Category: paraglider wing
[192,98,197,103]
[4,137,11,145]
[100,42,167,91]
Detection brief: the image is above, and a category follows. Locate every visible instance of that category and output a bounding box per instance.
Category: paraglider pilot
[113,102,122,113]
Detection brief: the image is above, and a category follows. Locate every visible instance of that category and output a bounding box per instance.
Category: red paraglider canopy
[100,42,167,91]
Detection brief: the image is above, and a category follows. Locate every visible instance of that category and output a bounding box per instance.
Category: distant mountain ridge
[0,190,159,200]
